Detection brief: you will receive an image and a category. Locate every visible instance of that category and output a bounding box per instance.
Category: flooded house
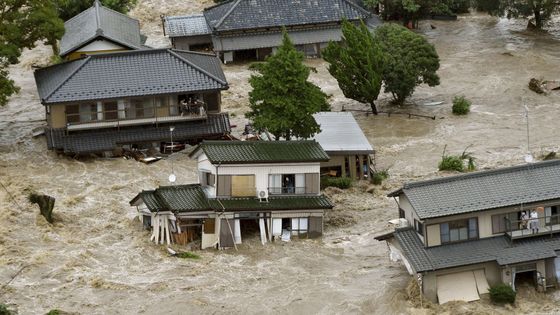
[33,48,231,156]
[60,0,148,60]
[130,140,334,249]
[163,0,381,63]
[376,160,560,304]
[312,112,374,180]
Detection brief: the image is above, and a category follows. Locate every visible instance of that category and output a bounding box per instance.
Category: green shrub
[489,284,516,304]
[0,304,13,315]
[371,170,389,185]
[46,310,60,315]
[452,96,471,115]
[438,145,476,172]
[320,177,352,189]
[177,252,200,259]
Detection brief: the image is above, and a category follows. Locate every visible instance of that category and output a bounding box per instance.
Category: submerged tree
[247,31,330,140]
[28,192,56,223]
[0,0,64,106]
[476,0,559,29]
[323,20,385,114]
[375,23,440,104]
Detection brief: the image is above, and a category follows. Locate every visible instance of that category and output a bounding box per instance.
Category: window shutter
[200,172,207,186]
[305,173,319,194]
[217,175,231,197]
[209,174,215,186]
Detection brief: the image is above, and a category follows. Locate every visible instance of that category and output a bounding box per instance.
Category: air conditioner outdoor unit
[257,189,269,202]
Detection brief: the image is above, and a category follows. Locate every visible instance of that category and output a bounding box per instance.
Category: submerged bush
[438,145,476,172]
[489,284,516,304]
[0,304,13,315]
[177,252,200,259]
[371,170,389,185]
[452,96,471,115]
[320,177,352,189]
[46,310,60,315]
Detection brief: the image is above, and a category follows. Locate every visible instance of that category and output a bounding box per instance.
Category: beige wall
[48,104,67,128]
[422,261,502,302]
[203,92,221,113]
[426,224,441,247]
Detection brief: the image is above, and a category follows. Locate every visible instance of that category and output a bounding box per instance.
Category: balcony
[268,187,307,195]
[505,214,560,240]
[66,103,207,131]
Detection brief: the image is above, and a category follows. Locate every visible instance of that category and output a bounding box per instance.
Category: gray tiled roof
[389,160,560,219]
[34,49,228,104]
[312,112,374,154]
[190,140,330,164]
[203,0,373,31]
[60,0,144,56]
[165,14,212,37]
[131,184,333,213]
[392,228,560,272]
[45,113,231,154]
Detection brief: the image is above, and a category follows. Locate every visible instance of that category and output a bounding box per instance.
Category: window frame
[440,217,478,244]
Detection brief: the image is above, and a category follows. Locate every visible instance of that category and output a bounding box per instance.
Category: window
[103,101,118,120]
[492,212,528,234]
[200,171,215,187]
[129,98,155,118]
[268,174,305,194]
[290,217,309,237]
[79,103,98,122]
[66,104,80,124]
[231,175,255,197]
[399,208,405,219]
[414,219,424,236]
[440,218,478,244]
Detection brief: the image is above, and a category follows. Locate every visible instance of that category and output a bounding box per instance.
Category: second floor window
[200,171,215,187]
[440,218,478,244]
[414,219,424,236]
[269,174,305,194]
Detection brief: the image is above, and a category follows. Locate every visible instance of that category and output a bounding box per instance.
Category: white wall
[77,39,125,52]
[196,152,320,198]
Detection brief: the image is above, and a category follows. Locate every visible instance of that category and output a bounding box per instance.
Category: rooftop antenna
[168,126,176,184]
[523,103,533,163]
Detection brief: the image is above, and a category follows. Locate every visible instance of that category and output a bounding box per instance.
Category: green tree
[247,31,330,140]
[476,0,558,29]
[0,0,64,106]
[323,20,385,114]
[55,0,138,21]
[376,23,440,104]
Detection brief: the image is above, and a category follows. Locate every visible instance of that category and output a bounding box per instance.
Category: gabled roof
[60,0,144,56]
[34,49,228,104]
[189,140,330,164]
[130,184,333,213]
[389,159,560,220]
[165,14,212,37]
[312,112,374,154]
[389,228,560,273]
[203,0,372,31]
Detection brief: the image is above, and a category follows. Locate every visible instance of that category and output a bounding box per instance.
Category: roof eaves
[342,0,373,17]
[41,57,91,103]
[168,49,228,87]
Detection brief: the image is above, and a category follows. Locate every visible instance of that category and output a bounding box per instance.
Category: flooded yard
[1,1,560,314]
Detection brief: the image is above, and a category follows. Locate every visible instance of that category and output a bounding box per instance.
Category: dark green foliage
[177,252,200,259]
[452,95,471,115]
[55,0,138,21]
[247,31,330,140]
[489,283,516,304]
[375,24,440,104]
[321,177,353,189]
[438,145,476,172]
[0,304,12,315]
[543,151,557,160]
[46,310,61,315]
[28,192,56,223]
[372,170,389,185]
[475,0,559,29]
[323,20,384,114]
[0,0,64,106]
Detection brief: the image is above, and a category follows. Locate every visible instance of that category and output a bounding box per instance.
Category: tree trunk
[370,101,378,115]
[534,8,542,29]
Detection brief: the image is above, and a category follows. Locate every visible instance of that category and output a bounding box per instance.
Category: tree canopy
[55,0,138,21]
[0,0,64,106]
[247,32,330,140]
[476,0,559,29]
[376,23,440,104]
[323,20,385,114]
[363,0,470,24]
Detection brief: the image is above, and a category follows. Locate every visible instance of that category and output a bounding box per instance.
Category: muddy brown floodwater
[2,1,560,313]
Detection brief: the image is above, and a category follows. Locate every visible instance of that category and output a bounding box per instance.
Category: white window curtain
[295,174,305,194]
[269,174,281,194]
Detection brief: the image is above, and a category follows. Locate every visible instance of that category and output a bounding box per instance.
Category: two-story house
[130,140,333,249]
[163,0,381,63]
[34,48,230,155]
[375,160,560,304]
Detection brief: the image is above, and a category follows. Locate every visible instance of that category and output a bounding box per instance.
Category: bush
[452,96,471,115]
[177,252,200,259]
[489,284,516,304]
[320,177,352,189]
[0,304,13,315]
[371,170,389,185]
[46,310,60,315]
[438,145,476,172]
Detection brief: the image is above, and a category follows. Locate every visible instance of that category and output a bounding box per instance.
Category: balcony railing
[65,103,207,131]
[505,214,560,239]
[268,187,306,195]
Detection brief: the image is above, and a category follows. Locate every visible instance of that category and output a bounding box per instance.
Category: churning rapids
[2,1,560,313]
